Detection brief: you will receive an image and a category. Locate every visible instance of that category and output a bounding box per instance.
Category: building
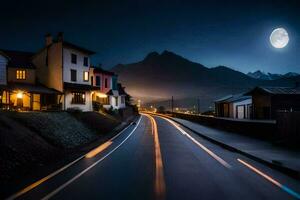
[0,50,61,111]
[1,32,128,112]
[245,86,300,120]
[33,33,95,111]
[91,66,126,110]
[215,94,252,119]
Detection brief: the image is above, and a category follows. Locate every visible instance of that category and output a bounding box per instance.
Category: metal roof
[215,94,251,103]
[247,86,300,95]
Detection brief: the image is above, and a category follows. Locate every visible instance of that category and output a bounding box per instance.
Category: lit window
[16,70,26,80]
[71,92,86,104]
[83,71,89,82]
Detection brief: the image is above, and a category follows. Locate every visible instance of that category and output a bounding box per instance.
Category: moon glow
[270,28,289,48]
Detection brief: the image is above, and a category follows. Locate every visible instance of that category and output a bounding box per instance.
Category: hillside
[112,51,300,111]
[0,111,124,198]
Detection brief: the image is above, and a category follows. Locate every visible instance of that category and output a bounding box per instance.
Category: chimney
[45,33,52,46]
[57,32,64,42]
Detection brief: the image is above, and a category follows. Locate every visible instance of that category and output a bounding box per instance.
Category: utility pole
[171,96,174,114]
[197,97,200,115]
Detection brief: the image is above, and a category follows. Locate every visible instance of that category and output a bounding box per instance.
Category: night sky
[0,0,299,73]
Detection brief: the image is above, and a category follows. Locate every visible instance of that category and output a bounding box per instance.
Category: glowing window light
[17,92,23,99]
[83,71,89,81]
[96,93,107,98]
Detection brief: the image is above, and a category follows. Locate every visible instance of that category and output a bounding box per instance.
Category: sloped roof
[5,83,61,94]
[106,84,127,96]
[0,49,35,69]
[117,83,127,95]
[92,67,115,76]
[62,41,95,55]
[246,86,300,95]
[215,93,251,103]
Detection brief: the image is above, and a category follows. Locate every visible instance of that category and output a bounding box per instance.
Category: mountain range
[112,51,300,111]
[247,70,299,80]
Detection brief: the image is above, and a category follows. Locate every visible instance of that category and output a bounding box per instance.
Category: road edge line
[150,113,300,181]
[5,115,140,200]
[41,116,142,200]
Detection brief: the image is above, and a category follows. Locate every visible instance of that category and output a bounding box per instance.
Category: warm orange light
[17,92,23,99]
[85,141,113,158]
[142,113,166,199]
[84,71,89,81]
[96,93,107,98]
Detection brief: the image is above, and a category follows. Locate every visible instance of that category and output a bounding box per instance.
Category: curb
[152,113,300,181]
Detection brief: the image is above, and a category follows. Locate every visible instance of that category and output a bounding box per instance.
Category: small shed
[245,86,300,120]
[215,94,252,119]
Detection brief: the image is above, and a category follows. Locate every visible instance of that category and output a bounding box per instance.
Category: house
[0,50,61,111]
[90,66,126,110]
[245,86,300,120]
[33,33,95,111]
[215,94,252,119]
[107,83,127,110]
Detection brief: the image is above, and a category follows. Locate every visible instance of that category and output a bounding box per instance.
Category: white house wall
[63,48,90,85]
[233,99,252,119]
[64,91,93,112]
[108,95,126,110]
[0,55,7,85]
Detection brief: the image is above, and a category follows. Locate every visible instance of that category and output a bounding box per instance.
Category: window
[83,71,89,82]
[91,76,94,86]
[71,69,77,82]
[71,53,77,64]
[236,105,245,119]
[96,76,101,86]
[121,96,125,104]
[112,76,117,90]
[71,92,85,104]
[83,57,88,66]
[115,97,118,107]
[16,70,26,80]
[105,78,108,88]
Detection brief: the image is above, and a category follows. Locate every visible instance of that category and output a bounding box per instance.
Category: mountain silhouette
[112,51,300,111]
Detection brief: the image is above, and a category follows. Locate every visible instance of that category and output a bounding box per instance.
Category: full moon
[270,28,289,48]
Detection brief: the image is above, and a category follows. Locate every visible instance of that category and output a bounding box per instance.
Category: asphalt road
[7,114,300,200]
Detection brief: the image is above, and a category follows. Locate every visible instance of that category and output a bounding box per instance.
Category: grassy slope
[0,111,123,197]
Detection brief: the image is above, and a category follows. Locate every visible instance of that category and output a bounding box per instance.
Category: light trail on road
[40,116,142,200]
[142,113,166,200]
[157,115,231,169]
[238,159,300,199]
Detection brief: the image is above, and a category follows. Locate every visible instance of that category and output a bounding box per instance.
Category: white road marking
[158,116,231,169]
[6,119,135,200]
[238,159,300,199]
[41,116,142,200]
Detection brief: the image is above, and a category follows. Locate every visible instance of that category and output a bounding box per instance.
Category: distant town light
[82,94,85,99]
[17,91,23,99]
